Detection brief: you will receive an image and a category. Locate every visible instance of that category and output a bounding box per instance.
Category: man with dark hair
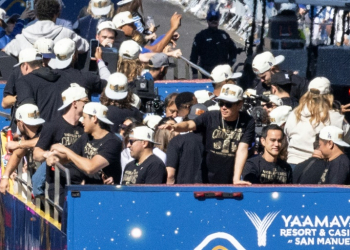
[317,126,350,184]
[4,0,88,57]
[242,124,292,184]
[166,104,206,184]
[190,9,237,78]
[122,126,166,184]
[174,92,197,118]
[0,104,45,194]
[47,102,122,185]
[161,84,255,184]
[270,71,298,108]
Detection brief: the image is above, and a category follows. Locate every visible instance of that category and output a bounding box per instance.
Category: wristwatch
[1,175,9,179]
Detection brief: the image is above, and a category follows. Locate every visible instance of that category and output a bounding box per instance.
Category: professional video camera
[130,75,164,116]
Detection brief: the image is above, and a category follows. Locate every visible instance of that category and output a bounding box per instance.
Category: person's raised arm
[144,12,181,53]
[159,120,196,133]
[7,137,39,152]
[1,95,16,109]
[233,142,252,185]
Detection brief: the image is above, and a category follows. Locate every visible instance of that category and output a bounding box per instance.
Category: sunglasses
[208,17,219,22]
[218,101,234,108]
[119,124,128,130]
[262,103,276,109]
[128,139,141,145]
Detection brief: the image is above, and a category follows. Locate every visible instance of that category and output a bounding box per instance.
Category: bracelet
[96,59,102,64]
[18,139,22,147]
[1,175,9,179]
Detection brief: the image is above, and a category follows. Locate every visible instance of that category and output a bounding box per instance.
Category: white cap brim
[333,140,350,147]
[216,96,240,103]
[98,116,114,125]
[105,87,128,100]
[91,5,111,16]
[129,134,161,145]
[48,54,73,69]
[57,102,72,111]
[14,56,43,67]
[117,0,133,6]
[227,72,243,80]
[22,118,45,126]
[274,55,285,66]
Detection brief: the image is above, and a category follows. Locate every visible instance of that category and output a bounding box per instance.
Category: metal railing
[173,56,210,80]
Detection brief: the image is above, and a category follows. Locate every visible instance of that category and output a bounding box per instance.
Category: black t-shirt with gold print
[194,110,255,184]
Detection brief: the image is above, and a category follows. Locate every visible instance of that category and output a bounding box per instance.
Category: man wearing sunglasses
[190,9,237,79]
[160,84,255,185]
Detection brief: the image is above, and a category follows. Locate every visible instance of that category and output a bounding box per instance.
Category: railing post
[173,58,179,80]
[45,179,50,218]
[54,166,60,222]
[185,62,190,80]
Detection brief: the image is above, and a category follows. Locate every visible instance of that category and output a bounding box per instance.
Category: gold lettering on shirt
[212,127,244,155]
[260,168,288,184]
[84,143,99,159]
[122,169,138,184]
[61,130,82,146]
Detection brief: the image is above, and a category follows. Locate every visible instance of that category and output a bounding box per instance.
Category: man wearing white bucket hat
[122,126,166,184]
[0,104,45,194]
[160,84,255,185]
[318,125,350,184]
[48,102,122,185]
[252,51,308,104]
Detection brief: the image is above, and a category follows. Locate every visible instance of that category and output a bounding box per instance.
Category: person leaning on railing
[0,104,45,194]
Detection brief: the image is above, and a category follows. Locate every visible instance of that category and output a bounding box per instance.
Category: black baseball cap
[271,72,295,86]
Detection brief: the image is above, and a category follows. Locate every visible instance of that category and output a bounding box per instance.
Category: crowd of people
[0,0,350,211]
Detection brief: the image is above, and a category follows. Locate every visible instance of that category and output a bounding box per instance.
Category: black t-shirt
[16,67,71,122]
[194,110,255,184]
[281,97,297,109]
[53,67,107,98]
[166,132,204,184]
[323,154,350,184]
[36,116,84,150]
[70,132,122,184]
[3,66,22,131]
[122,154,166,184]
[242,155,293,184]
[293,157,326,184]
[107,105,144,133]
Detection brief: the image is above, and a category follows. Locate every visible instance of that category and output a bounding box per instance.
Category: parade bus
[2,0,350,249]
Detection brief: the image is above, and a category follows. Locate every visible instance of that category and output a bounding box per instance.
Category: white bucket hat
[49,38,76,69]
[252,51,285,74]
[269,105,292,126]
[216,84,243,103]
[113,11,135,29]
[130,126,160,145]
[16,104,45,126]
[319,125,350,147]
[105,72,128,100]
[90,0,112,16]
[210,64,242,83]
[14,48,42,67]
[34,38,55,59]
[119,40,142,60]
[83,102,113,125]
[308,77,331,95]
[97,21,116,34]
[58,83,88,111]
